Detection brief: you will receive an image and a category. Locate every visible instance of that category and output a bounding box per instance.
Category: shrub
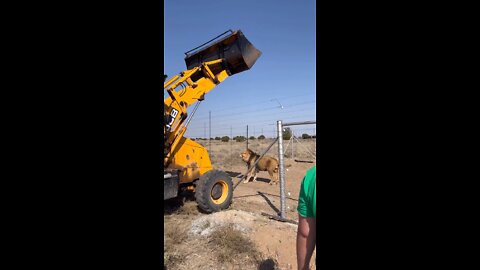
[283,127,292,140]
[234,136,246,142]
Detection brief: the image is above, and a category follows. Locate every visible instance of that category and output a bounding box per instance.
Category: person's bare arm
[297,215,316,270]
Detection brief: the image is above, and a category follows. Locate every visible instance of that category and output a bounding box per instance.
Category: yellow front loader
[164,30,261,212]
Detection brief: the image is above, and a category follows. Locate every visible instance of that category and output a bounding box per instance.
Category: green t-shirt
[297,166,316,218]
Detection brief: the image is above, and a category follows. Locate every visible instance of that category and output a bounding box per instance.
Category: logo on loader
[165,109,179,131]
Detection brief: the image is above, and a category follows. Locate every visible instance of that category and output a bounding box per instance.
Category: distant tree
[221,136,229,142]
[302,133,311,139]
[210,138,214,140]
[215,137,221,140]
[249,136,255,140]
[234,136,246,142]
[283,127,292,140]
[258,135,266,140]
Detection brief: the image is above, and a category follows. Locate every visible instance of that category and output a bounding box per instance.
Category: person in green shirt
[296,166,316,270]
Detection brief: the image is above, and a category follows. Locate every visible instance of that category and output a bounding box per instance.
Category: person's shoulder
[302,166,316,184]
[306,166,316,178]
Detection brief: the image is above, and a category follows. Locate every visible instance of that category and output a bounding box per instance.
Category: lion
[240,148,279,185]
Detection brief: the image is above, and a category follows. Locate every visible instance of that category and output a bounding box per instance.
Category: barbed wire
[190,100,315,122]
[189,92,315,116]
[187,111,316,131]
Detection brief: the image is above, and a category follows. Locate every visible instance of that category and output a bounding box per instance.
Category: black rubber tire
[195,170,233,213]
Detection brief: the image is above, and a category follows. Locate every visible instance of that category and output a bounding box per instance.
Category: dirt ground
[164,139,316,270]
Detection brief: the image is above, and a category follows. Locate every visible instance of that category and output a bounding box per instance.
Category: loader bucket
[184,30,261,76]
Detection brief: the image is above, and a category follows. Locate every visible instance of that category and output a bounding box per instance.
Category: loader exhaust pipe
[184,30,262,76]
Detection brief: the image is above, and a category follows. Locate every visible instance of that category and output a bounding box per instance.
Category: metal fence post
[277,120,286,218]
[292,131,295,160]
[246,125,248,150]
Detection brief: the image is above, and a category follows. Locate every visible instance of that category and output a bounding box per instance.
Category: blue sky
[164,0,316,138]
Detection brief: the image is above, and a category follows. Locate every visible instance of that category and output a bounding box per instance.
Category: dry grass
[164,200,264,269]
[164,217,190,267]
[164,213,280,270]
[199,138,316,170]
[207,225,260,264]
[164,197,202,269]
[174,201,199,216]
[208,225,274,269]
[165,221,188,245]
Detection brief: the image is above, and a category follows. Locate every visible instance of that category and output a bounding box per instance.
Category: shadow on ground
[225,170,274,184]
[258,258,278,270]
[163,191,199,215]
[257,191,280,214]
[225,170,242,178]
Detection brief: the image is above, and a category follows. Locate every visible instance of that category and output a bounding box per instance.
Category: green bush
[302,133,311,139]
[283,127,292,140]
[234,136,246,142]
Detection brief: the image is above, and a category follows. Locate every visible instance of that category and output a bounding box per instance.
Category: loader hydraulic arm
[164,59,230,164]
